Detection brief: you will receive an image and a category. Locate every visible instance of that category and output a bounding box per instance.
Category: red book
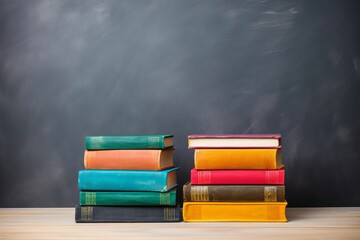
[190,168,285,185]
[188,134,281,149]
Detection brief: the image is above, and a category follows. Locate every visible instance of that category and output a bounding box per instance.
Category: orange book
[194,148,283,170]
[183,202,287,222]
[84,148,174,170]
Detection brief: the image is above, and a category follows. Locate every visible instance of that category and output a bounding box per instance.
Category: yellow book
[183,202,287,222]
[194,148,283,170]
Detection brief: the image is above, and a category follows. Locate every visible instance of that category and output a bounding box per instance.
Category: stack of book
[75,135,181,223]
[183,134,287,222]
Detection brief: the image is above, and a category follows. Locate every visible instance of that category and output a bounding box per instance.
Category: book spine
[194,149,279,170]
[83,149,164,170]
[75,205,181,222]
[78,168,177,192]
[85,136,168,150]
[182,202,287,222]
[183,184,285,202]
[80,191,177,206]
[190,169,285,185]
[188,134,281,139]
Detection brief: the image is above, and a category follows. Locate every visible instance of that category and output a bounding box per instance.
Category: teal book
[78,167,179,192]
[85,135,173,150]
[80,189,177,206]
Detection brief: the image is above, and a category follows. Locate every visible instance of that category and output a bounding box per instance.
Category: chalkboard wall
[1,0,360,207]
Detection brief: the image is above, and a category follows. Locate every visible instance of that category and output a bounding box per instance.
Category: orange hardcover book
[84,148,174,170]
[194,148,283,170]
[183,202,287,222]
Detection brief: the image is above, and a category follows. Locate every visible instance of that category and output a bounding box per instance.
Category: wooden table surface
[0,207,359,239]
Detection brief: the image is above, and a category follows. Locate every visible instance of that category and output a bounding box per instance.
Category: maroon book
[188,134,281,149]
[190,168,285,185]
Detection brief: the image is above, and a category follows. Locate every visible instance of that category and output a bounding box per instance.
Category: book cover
[80,189,177,206]
[188,134,281,149]
[84,148,174,170]
[75,205,182,223]
[85,135,173,150]
[182,202,287,222]
[194,148,283,170]
[183,182,285,202]
[78,167,179,192]
[191,168,285,185]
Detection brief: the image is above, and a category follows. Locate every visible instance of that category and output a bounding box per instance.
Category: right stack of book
[183,134,287,222]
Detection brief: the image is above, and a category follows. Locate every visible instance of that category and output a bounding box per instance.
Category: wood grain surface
[0,208,359,239]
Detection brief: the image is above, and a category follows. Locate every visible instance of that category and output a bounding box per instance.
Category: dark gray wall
[1,0,360,207]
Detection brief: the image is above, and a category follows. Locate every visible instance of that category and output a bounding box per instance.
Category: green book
[85,135,173,150]
[80,189,177,206]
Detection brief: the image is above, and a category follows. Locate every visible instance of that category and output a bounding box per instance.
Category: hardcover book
[75,205,181,223]
[182,202,287,222]
[188,134,281,149]
[183,182,285,202]
[191,168,285,185]
[80,189,177,206]
[78,167,179,192]
[84,148,174,170]
[194,148,283,170]
[85,135,173,150]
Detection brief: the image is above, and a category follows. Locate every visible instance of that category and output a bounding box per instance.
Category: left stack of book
[75,135,181,223]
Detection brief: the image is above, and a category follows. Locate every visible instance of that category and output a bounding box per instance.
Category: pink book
[188,134,281,149]
[191,168,285,185]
